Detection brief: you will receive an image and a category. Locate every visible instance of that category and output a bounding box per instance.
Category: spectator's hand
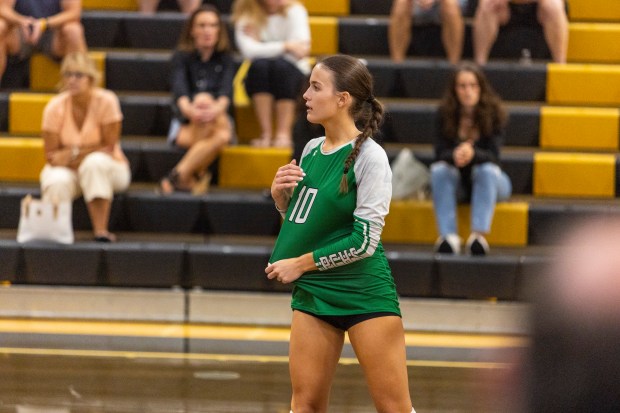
[415,0,437,11]
[285,40,310,60]
[19,17,35,43]
[453,141,474,167]
[49,148,74,168]
[242,23,260,40]
[190,102,218,123]
[271,159,304,213]
[28,18,45,45]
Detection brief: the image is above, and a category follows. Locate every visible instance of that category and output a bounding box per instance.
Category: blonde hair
[231,0,296,27]
[59,52,102,89]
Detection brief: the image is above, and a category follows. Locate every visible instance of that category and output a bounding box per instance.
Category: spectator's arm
[234,21,286,59]
[0,0,30,26]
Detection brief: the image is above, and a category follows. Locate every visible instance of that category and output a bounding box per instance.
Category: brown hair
[438,61,507,140]
[317,55,384,194]
[177,5,229,53]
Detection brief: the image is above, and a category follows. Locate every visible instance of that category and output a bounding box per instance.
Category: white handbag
[391,148,431,200]
[17,194,74,244]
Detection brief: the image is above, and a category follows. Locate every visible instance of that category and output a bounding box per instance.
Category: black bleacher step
[349,0,479,17]
[386,249,435,297]
[367,58,547,101]
[105,53,546,101]
[187,243,290,292]
[106,51,171,92]
[1,234,552,300]
[437,254,520,300]
[83,11,185,50]
[0,239,20,282]
[104,242,185,287]
[339,15,549,62]
[382,100,540,146]
[21,242,103,285]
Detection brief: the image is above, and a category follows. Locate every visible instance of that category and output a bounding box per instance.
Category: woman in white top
[232,0,311,148]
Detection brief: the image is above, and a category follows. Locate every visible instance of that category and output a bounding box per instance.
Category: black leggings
[295,309,401,331]
[244,57,306,101]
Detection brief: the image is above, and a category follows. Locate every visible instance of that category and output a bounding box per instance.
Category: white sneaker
[434,233,461,254]
[466,233,490,256]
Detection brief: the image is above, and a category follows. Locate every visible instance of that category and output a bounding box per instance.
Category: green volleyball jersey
[269,137,401,316]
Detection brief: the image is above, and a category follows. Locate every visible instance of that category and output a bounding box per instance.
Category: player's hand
[271,159,305,212]
[265,258,304,284]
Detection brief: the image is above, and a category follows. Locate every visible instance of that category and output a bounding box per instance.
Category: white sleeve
[286,4,311,42]
[234,21,286,60]
[353,140,392,228]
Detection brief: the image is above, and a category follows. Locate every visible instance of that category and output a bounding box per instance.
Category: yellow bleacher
[383,200,529,247]
[533,152,617,198]
[0,138,44,182]
[540,106,620,151]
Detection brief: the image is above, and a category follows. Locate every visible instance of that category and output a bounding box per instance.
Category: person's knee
[475,0,499,16]
[390,0,413,16]
[79,152,111,175]
[473,162,500,180]
[59,21,85,45]
[0,18,10,39]
[192,92,215,107]
[42,176,75,202]
[430,161,453,177]
[440,0,463,18]
[536,0,567,24]
[249,59,270,75]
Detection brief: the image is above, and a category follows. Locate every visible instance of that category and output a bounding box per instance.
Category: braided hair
[318,55,384,194]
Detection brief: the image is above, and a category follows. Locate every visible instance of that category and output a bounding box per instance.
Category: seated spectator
[0,0,87,85]
[40,52,131,243]
[473,0,568,65]
[159,4,234,195]
[430,62,511,255]
[231,0,311,148]
[138,0,201,14]
[389,0,467,64]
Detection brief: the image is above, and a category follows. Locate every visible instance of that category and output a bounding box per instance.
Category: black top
[169,50,236,120]
[433,113,505,189]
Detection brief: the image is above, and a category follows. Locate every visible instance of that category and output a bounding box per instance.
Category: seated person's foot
[273,135,292,148]
[434,234,461,254]
[466,233,489,256]
[94,231,116,243]
[158,169,191,194]
[191,171,212,196]
[250,135,272,147]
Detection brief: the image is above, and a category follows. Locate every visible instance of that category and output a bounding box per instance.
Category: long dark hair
[438,62,507,140]
[177,5,230,53]
[318,55,384,193]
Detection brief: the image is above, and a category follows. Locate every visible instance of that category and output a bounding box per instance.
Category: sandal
[272,136,292,148]
[250,136,272,148]
[191,171,212,196]
[158,169,190,195]
[94,231,116,243]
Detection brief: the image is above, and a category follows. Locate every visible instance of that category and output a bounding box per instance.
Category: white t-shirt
[234,3,311,75]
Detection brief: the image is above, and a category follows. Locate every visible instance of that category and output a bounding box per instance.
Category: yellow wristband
[39,18,48,32]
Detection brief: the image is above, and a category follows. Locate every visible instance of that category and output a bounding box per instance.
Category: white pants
[40,152,131,203]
